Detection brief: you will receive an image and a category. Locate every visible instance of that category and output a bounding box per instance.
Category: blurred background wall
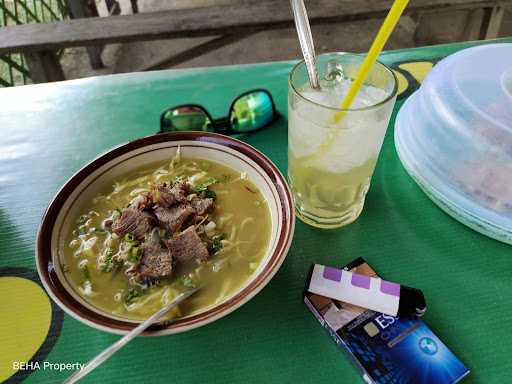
[1,0,511,85]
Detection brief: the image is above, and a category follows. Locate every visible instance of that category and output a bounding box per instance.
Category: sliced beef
[166,226,209,264]
[130,242,173,280]
[111,208,156,240]
[190,197,215,216]
[171,181,190,203]
[129,192,152,210]
[151,183,176,208]
[154,204,195,233]
[151,181,189,207]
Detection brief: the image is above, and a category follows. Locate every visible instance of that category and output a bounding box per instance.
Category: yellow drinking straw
[334,0,409,122]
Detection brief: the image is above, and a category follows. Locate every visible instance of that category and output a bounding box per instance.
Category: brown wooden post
[130,0,139,14]
[66,0,104,69]
[24,51,65,83]
[462,8,485,41]
[483,6,505,39]
[105,0,121,15]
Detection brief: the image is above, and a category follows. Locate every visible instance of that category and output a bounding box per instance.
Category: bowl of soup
[36,132,294,335]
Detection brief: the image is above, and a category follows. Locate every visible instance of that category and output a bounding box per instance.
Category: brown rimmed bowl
[36,132,295,335]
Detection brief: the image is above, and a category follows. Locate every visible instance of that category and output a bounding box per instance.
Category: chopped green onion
[204,177,219,187]
[204,189,216,199]
[124,233,136,243]
[77,214,88,225]
[212,234,225,253]
[100,248,116,272]
[191,184,217,199]
[78,225,88,236]
[127,246,141,263]
[112,209,122,220]
[191,185,207,193]
[181,275,196,288]
[124,286,147,304]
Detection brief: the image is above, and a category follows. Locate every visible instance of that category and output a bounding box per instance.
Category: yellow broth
[63,156,271,320]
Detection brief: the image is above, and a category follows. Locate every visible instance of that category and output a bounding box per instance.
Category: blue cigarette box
[304,258,469,384]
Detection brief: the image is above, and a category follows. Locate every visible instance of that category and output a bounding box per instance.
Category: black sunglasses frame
[159,89,278,135]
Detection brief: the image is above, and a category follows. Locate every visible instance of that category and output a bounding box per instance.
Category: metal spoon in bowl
[290,0,320,90]
[63,287,201,384]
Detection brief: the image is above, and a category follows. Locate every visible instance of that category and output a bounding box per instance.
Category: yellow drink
[288,53,397,228]
[289,153,377,224]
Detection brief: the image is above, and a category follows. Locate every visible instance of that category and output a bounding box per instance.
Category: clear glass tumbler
[288,53,398,228]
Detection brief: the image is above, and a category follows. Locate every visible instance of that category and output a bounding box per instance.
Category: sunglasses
[160,89,278,134]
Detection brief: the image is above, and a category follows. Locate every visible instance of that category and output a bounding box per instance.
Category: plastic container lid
[395,43,512,244]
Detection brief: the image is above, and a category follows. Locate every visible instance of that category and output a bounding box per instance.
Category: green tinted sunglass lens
[162,106,213,132]
[230,91,274,132]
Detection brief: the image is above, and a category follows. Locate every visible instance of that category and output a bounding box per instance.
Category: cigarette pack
[303,258,469,384]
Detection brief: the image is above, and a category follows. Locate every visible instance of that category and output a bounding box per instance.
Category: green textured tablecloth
[1,38,511,384]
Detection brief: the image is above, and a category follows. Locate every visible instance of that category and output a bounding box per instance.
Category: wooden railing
[0,0,68,86]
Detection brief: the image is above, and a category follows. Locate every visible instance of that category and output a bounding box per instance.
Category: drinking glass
[288,53,398,228]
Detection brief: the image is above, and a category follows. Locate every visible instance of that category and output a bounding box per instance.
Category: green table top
[1,38,511,384]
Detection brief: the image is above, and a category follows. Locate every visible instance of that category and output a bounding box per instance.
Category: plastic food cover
[395,43,512,244]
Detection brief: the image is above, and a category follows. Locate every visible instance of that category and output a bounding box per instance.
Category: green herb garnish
[124,233,136,243]
[181,275,196,288]
[124,286,147,305]
[78,225,88,236]
[127,246,142,263]
[111,208,122,220]
[212,234,225,253]
[100,248,116,272]
[192,183,217,199]
[193,177,218,190]
[77,214,88,225]
[192,186,208,194]
[203,189,216,199]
